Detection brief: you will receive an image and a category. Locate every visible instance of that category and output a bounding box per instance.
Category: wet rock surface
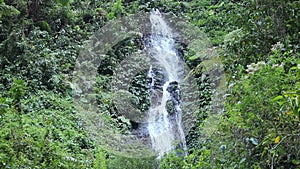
[146,67,166,91]
[167,81,181,105]
[131,123,151,145]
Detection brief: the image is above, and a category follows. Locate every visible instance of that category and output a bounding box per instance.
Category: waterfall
[146,9,187,158]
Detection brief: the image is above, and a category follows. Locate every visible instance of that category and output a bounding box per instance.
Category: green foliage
[56,0,73,7]
[1,0,300,168]
[8,78,27,112]
[129,72,150,112]
[185,67,211,150]
[221,0,300,77]
[188,1,235,45]
[162,59,299,168]
[94,148,107,169]
[160,152,184,169]
[94,35,146,134]
[202,63,299,168]
[0,2,20,18]
[107,155,157,169]
[0,89,96,168]
[108,0,125,20]
[39,20,51,32]
[273,66,300,119]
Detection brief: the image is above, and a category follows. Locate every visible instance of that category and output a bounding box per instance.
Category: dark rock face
[130,120,139,130]
[131,70,184,149]
[166,100,175,114]
[130,68,167,146]
[146,68,166,107]
[166,81,181,115]
[167,81,181,104]
[146,68,166,91]
[131,123,151,145]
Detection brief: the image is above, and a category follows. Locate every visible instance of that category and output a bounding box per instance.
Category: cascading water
[146,9,187,158]
[73,6,225,162]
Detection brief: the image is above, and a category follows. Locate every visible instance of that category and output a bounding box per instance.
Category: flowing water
[146,9,187,158]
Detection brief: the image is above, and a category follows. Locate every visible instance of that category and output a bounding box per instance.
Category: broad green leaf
[274,136,280,144]
[293,109,299,116]
[272,95,284,101]
[239,158,246,164]
[0,103,9,109]
[292,159,300,165]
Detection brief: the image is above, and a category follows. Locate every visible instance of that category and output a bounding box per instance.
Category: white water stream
[146,9,187,158]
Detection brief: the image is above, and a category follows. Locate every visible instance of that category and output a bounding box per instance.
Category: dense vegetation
[1,0,299,168]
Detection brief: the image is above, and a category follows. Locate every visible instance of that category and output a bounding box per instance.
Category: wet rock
[166,100,175,114]
[131,123,151,145]
[147,68,166,91]
[130,120,139,130]
[150,90,163,107]
[167,81,181,104]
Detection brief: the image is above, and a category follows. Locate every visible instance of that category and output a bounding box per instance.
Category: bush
[0,80,96,168]
[194,60,300,168]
